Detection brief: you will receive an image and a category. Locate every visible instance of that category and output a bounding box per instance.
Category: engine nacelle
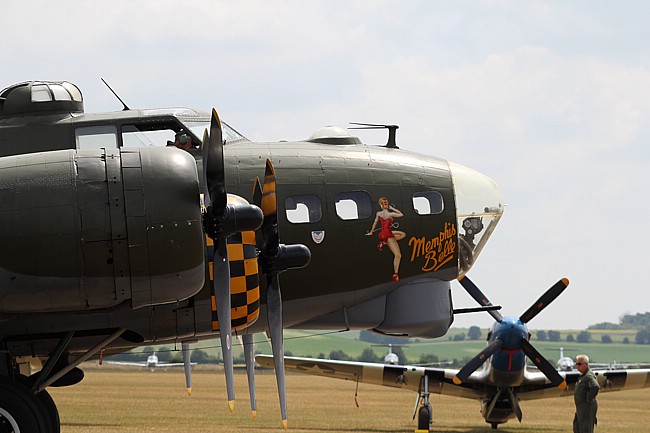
[0,147,204,313]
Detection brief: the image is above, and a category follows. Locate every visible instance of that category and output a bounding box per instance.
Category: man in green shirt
[573,354,599,433]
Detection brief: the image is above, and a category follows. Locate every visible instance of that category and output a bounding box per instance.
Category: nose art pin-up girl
[366,197,406,282]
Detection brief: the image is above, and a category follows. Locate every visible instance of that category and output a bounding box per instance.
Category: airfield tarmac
[50,365,648,433]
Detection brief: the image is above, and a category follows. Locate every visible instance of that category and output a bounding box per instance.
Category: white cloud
[2,0,650,330]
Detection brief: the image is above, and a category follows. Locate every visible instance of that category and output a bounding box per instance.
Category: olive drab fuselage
[0,80,504,360]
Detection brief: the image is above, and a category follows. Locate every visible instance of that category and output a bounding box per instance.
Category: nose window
[412,191,444,215]
[285,195,322,223]
[335,191,372,220]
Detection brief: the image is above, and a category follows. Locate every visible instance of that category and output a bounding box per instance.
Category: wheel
[15,375,60,433]
[417,405,430,431]
[36,389,60,433]
[0,406,21,433]
[491,422,498,429]
[15,374,60,433]
[0,377,52,433]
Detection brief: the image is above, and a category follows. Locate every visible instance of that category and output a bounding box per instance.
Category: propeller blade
[205,108,227,214]
[519,339,567,389]
[201,129,211,209]
[267,274,287,429]
[242,333,257,419]
[214,239,235,412]
[182,342,192,396]
[201,128,209,149]
[261,160,278,222]
[254,160,310,429]
[252,177,264,249]
[457,276,503,322]
[202,108,235,413]
[519,278,569,324]
[506,388,523,422]
[259,161,287,429]
[260,161,279,256]
[453,339,503,385]
[201,109,264,415]
[252,177,262,209]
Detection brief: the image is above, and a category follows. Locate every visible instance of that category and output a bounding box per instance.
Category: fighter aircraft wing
[255,355,485,400]
[517,368,650,401]
[155,362,197,367]
[103,361,148,367]
[256,355,650,403]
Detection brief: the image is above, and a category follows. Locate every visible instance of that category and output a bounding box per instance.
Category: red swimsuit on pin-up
[377,216,394,250]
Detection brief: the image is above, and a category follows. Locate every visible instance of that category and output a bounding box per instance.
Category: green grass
[279,329,650,364]
[120,327,650,366]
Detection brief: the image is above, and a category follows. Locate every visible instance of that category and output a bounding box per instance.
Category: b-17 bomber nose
[448,161,504,276]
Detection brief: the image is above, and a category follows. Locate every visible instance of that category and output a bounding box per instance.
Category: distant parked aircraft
[105,352,192,371]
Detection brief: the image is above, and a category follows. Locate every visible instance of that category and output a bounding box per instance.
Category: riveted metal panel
[80,240,118,307]
[131,274,152,309]
[106,153,127,239]
[106,152,130,303]
[111,238,130,302]
[120,150,142,168]
[121,165,143,189]
[127,215,150,308]
[121,150,151,309]
[76,154,111,242]
[125,189,145,217]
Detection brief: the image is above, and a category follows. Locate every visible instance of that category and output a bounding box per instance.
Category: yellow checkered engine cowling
[207,230,260,332]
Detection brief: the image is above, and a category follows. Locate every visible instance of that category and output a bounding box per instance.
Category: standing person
[366,197,405,282]
[573,354,599,433]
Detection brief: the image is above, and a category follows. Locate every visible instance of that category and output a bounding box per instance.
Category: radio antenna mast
[101,78,130,111]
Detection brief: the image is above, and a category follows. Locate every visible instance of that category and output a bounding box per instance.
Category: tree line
[588,311,650,344]
[108,312,650,364]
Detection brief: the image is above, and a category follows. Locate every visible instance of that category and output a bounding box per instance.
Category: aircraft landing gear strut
[413,374,432,432]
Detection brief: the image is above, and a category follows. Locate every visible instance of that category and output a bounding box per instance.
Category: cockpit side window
[121,124,175,148]
[412,191,444,215]
[335,191,372,220]
[75,126,118,150]
[285,195,322,224]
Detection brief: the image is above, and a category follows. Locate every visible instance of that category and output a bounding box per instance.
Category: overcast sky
[2,1,649,330]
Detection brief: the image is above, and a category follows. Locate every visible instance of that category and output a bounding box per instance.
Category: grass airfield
[50,365,649,433]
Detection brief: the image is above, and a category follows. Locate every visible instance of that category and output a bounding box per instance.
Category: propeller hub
[260,244,311,275]
[494,318,528,349]
[205,204,263,239]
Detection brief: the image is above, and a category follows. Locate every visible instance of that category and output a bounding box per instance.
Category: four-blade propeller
[201,111,310,427]
[455,276,569,386]
[202,109,264,413]
[454,276,569,421]
[252,160,311,429]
